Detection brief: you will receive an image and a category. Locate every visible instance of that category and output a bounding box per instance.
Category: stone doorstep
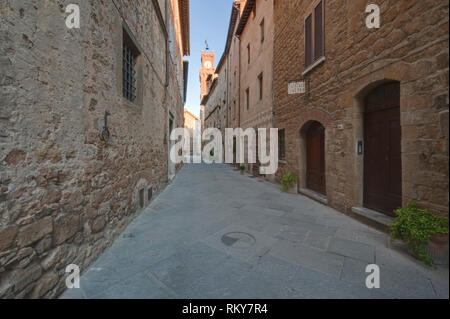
[351,206,393,233]
[298,188,328,205]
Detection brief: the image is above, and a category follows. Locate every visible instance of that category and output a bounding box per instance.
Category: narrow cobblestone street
[62,164,449,299]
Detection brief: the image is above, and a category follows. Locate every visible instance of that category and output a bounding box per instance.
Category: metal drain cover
[221,232,256,248]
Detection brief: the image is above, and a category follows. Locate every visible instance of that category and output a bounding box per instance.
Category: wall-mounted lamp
[101,111,111,142]
[357,140,363,156]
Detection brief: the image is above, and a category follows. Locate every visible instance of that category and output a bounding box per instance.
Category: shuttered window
[314,1,324,60]
[278,129,286,161]
[305,15,313,68]
[258,72,263,100]
[246,88,250,110]
[304,0,325,69]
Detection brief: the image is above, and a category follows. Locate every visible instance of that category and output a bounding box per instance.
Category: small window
[247,44,251,64]
[258,73,263,100]
[245,88,250,110]
[122,27,141,103]
[139,188,144,208]
[278,129,286,161]
[260,19,265,43]
[147,187,153,201]
[304,0,325,69]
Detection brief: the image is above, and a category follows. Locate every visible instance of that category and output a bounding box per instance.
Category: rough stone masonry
[0,0,189,298]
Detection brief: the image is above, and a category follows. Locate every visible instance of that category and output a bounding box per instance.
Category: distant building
[199,50,216,134]
[184,109,201,160]
[200,0,274,175]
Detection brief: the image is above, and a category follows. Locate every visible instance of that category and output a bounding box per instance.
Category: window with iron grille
[122,27,140,103]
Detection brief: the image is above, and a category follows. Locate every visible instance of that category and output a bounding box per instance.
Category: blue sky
[184,0,235,118]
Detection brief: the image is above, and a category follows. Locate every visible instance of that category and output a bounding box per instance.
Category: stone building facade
[0,0,189,298]
[201,0,275,174]
[202,52,228,147]
[236,0,274,176]
[183,108,200,159]
[202,1,241,146]
[199,50,216,133]
[273,0,449,226]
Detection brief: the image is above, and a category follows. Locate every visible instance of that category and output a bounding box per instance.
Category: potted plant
[281,172,297,193]
[390,202,449,266]
[239,165,245,175]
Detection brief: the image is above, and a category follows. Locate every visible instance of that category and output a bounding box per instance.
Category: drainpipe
[226,53,230,129]
[238,35,241,128]
[165,0,169,88]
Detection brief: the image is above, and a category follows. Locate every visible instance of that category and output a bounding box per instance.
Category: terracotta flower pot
[426,233,449,265]
[286,186,298,194]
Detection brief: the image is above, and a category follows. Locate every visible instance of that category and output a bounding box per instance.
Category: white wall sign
[288,81,305,95]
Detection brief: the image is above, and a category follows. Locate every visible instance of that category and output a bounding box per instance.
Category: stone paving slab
[328,238,375,263]
[61,164,449,299]
[270,240,345,279]
[304,231,331,250]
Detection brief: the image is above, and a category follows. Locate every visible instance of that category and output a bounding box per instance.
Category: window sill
[123,97,141,109]
[302,56,326,77]
[278,160,287,164]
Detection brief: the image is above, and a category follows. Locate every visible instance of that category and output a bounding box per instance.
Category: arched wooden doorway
[364,82,402,216]
[306,121,326,196]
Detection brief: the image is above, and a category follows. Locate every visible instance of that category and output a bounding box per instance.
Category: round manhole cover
[221,232,256,248]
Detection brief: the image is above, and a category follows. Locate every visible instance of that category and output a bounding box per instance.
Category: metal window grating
[123,44,136,102]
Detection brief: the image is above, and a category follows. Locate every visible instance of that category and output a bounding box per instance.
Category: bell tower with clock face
[200,50,215,100]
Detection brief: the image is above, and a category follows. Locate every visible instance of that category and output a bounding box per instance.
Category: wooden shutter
[314,1,324,60]
[305,14,313,68]
[278,129,286,160]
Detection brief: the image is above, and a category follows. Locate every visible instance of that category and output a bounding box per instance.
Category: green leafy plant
[239,165,245,171]
[281,173,296,192]
[390,202,449,266]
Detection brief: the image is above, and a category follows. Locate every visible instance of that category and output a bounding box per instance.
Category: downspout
[238,35,241,128]
[226,54,229,129]
[165,0,169,88]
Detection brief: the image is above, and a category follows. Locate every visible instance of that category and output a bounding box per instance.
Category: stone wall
[0,0,186,298]
[273,0,449,217]
[238,0,274,132]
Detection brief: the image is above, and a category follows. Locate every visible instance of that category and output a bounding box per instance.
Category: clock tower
[200,50,215,101]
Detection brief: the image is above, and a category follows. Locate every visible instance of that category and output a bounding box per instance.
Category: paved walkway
[62,164,449,299]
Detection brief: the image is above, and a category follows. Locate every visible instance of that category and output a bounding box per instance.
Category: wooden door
[306,122,326,195]
[364,82,402,216]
